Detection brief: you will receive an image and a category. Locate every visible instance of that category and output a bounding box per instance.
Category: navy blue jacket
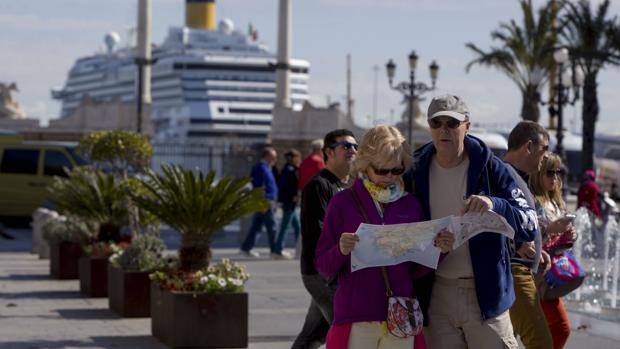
[406,135,538,322]
[251,160,278,201]
[278,164,299,210]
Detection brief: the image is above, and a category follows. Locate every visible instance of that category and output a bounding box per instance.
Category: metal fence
[151,141,263,178]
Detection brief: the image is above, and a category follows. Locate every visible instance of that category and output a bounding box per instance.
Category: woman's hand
[339,233,359,256]
[433,230,455,253]
[517,241,535,259]
[547,217,573,236]
[563,226,577,242]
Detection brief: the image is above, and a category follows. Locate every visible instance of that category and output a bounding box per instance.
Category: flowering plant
[83,240,129,258]
[150,258,250,293]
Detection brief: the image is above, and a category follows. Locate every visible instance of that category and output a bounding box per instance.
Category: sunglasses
[329,141,359,151]
[428,118,465,129]
[371,165,406,176]
[546,169,563,178]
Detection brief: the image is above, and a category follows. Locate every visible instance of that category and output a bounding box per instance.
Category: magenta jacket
[315,178,430,325]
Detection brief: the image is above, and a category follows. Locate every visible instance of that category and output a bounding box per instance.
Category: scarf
[360,173,406,204]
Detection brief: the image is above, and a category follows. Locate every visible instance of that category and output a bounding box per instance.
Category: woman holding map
[315,125,454,349]
[529,153,578,349]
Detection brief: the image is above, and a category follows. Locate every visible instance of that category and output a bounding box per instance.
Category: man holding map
[405,95,539,349]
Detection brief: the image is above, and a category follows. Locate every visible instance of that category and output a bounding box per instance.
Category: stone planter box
[108,264,151,317]
[49,241,82,279]
[151,283,248,348]
[79,256,109,297]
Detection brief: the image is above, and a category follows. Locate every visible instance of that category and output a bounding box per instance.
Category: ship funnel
[186,0,216,31]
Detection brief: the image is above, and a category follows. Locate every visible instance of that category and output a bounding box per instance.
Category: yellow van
[0,139,86,219]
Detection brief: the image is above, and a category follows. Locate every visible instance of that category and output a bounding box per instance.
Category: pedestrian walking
[503,120,554,349]
[292,129,356,348]
[530,153,578,349]
[406,95,538,349]
[577,169,601,218]
[239,146,279,258]
[273,148,301,259]
[298,139,325,190]
[315,125,454,349]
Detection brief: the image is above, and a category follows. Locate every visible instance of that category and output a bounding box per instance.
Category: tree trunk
[581,73,598,173]
[521,85,540,122]
[179,234,211,272]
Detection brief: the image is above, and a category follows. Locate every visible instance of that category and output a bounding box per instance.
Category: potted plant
[48,166,129,297]
[131,164,268,348]
[42,214,95,279]
[108,233,166,317]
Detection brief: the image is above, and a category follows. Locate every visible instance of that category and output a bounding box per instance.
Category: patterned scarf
[360,173,406,204]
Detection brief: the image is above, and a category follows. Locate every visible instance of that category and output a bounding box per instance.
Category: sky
[1,0,620,134]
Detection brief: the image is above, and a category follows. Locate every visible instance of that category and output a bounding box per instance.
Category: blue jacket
[251,160,278,201]
[405,135,538,322]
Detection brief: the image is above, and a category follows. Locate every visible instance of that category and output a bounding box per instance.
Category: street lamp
[386,51,439,145]
[549,47,583,161]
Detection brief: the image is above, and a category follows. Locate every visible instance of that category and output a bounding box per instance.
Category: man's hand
[433,230,455,253]
[461,195,493,214]
[339,233,359,256]
[517,241,535,259]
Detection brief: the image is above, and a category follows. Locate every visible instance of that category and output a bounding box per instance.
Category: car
[0,137,87,222]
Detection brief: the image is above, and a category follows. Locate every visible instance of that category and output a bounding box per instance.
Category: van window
[44,150,73,177]
[0,149,40,174]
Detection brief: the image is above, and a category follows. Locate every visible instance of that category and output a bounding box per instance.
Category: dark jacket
[405,134,538,322]
[300,169,349,275]
[278,163,299,211]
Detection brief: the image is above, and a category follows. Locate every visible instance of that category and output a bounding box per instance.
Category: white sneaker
[270,251,293,260]
[239,249,260,258]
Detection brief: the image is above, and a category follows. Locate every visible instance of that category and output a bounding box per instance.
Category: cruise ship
[52,0,310,142]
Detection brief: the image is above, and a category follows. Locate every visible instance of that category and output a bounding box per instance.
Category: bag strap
[349,188,393,297]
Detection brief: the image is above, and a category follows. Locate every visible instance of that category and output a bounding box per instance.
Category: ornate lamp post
[550,47,584,161]
[386,51,439,145]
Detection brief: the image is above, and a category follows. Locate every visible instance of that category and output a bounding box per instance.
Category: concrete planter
[108,264,151,317]
[151,283,248,348]
[49,241,82,279]
[79,256,109,297]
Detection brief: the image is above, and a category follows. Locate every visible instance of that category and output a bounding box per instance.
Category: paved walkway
[1,229,620,349]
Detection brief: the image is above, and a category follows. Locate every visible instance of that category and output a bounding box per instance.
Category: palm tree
[131,165,269,272]
[48,167,128,242]
[465,0,556,122]
[560,0,620,172]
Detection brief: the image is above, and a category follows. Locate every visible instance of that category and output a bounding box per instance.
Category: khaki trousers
[424,276,518,349]
[509,264,553,349]
[348,322,414,349]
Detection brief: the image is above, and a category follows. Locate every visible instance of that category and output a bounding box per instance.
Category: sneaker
[270,251,293,260]
[239,249,260,258]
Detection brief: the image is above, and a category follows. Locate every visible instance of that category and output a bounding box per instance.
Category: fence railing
[151,141,262,178]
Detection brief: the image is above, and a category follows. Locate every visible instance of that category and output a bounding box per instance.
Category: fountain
[565,206,620,322]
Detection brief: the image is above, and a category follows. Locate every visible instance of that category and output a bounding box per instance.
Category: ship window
[0,149,39,175]
[218,107,225,113]
[44,150,73,177]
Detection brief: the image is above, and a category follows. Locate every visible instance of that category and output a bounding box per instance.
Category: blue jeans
[240,207,277,252]
[274,208,300,254]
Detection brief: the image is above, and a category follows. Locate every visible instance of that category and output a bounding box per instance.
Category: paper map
[350,210,515,272]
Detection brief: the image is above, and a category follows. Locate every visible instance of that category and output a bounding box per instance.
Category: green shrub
[110,234,166,272]
[42,215,96,244]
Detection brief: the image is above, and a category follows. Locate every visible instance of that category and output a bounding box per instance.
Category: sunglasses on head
[428,118,465,129]
[546,169,563,177]
[371,164,406,176]
[329,141,358,151]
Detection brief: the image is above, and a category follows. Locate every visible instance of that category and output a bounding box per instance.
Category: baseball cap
[427,94,470,121]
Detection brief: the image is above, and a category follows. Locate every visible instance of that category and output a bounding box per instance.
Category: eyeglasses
[371,165,406,176]
[428,118,465,129]
[329,141,358,151]
[546,169,563,178]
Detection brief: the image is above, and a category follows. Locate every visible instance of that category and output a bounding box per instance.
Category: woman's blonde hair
[529,153,565,209]
[352,125,413,175]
